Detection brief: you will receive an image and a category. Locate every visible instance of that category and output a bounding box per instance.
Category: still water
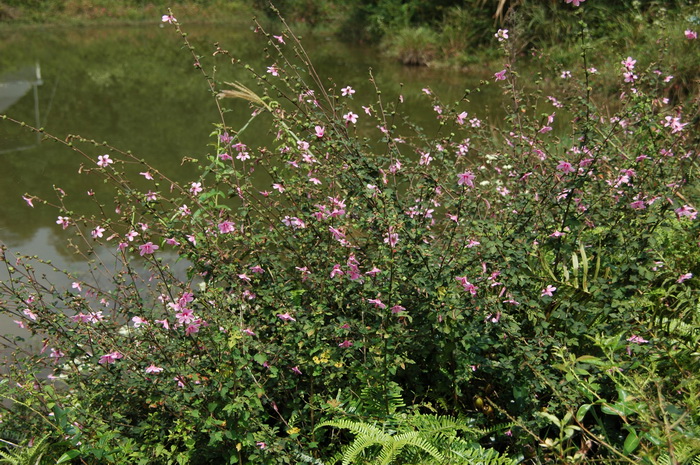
[0,20,503,338]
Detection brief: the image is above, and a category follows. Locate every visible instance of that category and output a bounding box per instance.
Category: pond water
[0,20,503,336]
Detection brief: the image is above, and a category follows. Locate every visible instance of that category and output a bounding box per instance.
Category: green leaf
[576,404,591,422]
[623,428,639,455]
[57,450,81,464]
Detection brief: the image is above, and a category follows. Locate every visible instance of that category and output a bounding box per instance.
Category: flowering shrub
[1,3,698,464]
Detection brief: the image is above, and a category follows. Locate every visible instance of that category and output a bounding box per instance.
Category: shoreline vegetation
[1,1,699,464]
[1,1,699,83]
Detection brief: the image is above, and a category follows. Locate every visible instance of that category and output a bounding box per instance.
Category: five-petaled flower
[458,171,476,187]
[341,86,355,97]
[541,285,557,297]
[677,273,693,284]
[494,69,507,81]
[278,313,296,322]
[218,221,235,234]
[343,112,358,124]
[91,226,105,239]
[97,154,113,168]
[685,29,697,40]
[565,0,586,6]
[161,14,176,23]
[139,242,159,256]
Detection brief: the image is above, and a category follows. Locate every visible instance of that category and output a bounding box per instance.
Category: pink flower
[242,328,256,336]
[390,305,406,314]
[367,298,386,309]
[684,30,697,40]
[541,285,557,297]
[145,364,164,374]
[343,112,358,124]
[256,442,267,449]
[23,308,38,321]
[341,86,355,97]
[273,34,285,44]
[291,366,302,375]
[560,70,571,79]
[126,230,139,241]
[91,226,105,239]
[456,111,468,125]
[314,125,325,138]
[662,116,687,134]
[494,69,507,81]
[218,221,235,234]
[455,276,478,295]
[96,154,113,168]
[338,340,353,348]
[267,65,280,76]
[621,56,636,70]
[161,14,176,23]
[675,205,697,220]
[365,267,382,277]
[564,0,586,6]
[56,216,70,229]
[458,171,475,187]
[495,29,509,41]
[49,348,64,364]
[140,171,154,180]
[278,313,296,322]
[330,264,344,278]
[556,161,575,174]
[384,227,399,248]
[250,265,265,274]
[131,316,149,328]
[629,200,646,210]
[626,335,649,344]
[22,195,34,207]
[677,273,693,283]
[99,351,123,364]
[362,105,372,115]
[190,182,203,195]
[139,242,159,256]
[623,71,638,83]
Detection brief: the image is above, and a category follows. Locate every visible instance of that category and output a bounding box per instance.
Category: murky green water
[0,21,501,278]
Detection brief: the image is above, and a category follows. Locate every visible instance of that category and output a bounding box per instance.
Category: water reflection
[0,23,498,260]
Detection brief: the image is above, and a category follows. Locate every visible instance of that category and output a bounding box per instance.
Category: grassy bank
[0,0,254,25]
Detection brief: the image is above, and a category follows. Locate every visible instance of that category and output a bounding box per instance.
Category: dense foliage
[1,2,699,464]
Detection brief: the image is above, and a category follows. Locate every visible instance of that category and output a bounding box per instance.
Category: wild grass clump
[1,2,699,464]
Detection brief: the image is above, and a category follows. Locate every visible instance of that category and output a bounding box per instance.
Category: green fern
[0,435,49,465]
[316,414,516,465]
